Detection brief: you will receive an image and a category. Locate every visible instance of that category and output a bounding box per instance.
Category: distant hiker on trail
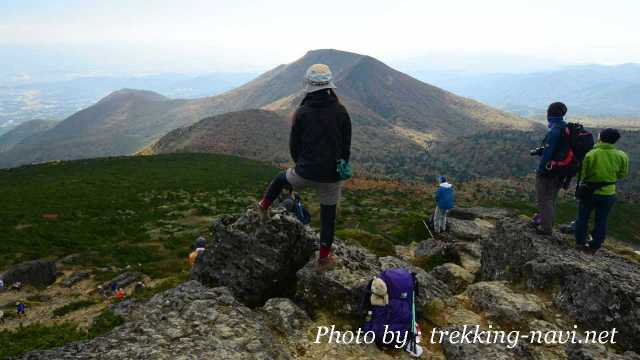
[532,102,570,235]
[114,288,126,300]
[434,176,454,233]
[110,282,118,294]
[134,281,146,293]
[16,302,25,316]
[194,235,206,250]
[575,128,629,254]
[0,278,4,292]
[188,247,206,267]
[257,63,352,269]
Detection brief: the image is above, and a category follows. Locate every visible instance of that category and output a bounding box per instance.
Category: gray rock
[567,343,640,360]
[448,207,515,221]
[261,298,310,336]
[447,217,494,241]
[1,260,57,289]
[481,218,640,352]
[431,263,475,293]
[100,271,143,290]
[296,240,451,319]
[440,325,532,360]
[18,281,291,360]
[61,271,90,288]
[57,253,82,265]
[415,239,448,258]
[450,241,483,276]
[191,208,317,306]
[465,281,545,325]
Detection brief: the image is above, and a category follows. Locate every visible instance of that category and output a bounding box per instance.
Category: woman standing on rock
[257,63,352,269]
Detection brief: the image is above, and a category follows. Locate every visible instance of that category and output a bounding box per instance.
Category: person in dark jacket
[433,176,454,233]
[258,63,352,269]
[533,102,569,235]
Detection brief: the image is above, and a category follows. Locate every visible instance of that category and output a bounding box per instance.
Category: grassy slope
[2,154,638,272]
[0,153,278,271]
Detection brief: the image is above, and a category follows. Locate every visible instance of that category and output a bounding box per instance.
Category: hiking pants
[535,174,564,233]
[575,195,616,250]
[434,207,448,233]
[262,169,342,250]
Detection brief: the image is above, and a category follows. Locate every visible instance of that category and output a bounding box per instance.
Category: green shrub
[52,300,99,317]
[88,310,124,338]
[389,212,429,244]
[131,276,185,301]
[0,322,88,359]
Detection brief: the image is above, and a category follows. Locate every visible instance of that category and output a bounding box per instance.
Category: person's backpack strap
[411,272,419,299]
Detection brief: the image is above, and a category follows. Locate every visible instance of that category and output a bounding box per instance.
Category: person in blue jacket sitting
[434,176,455,233]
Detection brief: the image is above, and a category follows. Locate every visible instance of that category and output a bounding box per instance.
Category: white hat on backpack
[370,277,389,306]
[304,64,337,93]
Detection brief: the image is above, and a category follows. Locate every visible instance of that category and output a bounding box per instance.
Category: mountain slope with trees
[0,49,534,171]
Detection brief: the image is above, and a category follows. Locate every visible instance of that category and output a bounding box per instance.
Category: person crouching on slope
[434,176,454,233]
[257,64,352,269]
[575,128,629,254]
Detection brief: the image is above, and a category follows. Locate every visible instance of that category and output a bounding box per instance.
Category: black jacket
[290,90,352,183]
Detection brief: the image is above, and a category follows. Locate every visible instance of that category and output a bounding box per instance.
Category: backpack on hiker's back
[545,122,595,177]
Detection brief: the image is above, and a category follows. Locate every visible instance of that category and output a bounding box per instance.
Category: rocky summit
[481,217,640,352]
[15,206,640,359]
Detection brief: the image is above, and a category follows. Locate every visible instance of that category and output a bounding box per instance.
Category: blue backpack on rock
[362,268,418,349]
[293,196,311,225]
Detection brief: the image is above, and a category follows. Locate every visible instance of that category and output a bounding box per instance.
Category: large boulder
[414,239,448,258]
[191,208,317,306]
[464,281,545,326]
[446,217,494,241]
[481,217,640,352]
[296,240,451,319]
[431,263,475,294]
[1,260,57,288]
[260,298,310,337]
[18,281,290,360]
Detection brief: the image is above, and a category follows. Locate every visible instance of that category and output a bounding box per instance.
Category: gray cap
[304,64,337,93]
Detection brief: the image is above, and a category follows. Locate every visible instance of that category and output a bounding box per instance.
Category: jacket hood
[301,90,338,108]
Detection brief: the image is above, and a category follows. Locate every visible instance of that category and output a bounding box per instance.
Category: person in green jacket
[575,128,629,254]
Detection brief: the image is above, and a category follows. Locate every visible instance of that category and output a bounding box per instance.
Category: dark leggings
[262,171,337,249]
[263,172,291,204]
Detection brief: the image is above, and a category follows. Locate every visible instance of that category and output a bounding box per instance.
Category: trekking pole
[406,287,421,357]
[422,220,434,240]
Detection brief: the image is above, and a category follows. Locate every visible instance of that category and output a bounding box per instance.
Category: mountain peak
[98,88,168,104]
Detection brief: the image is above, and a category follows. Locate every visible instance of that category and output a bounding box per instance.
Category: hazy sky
[1,0,639,75]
